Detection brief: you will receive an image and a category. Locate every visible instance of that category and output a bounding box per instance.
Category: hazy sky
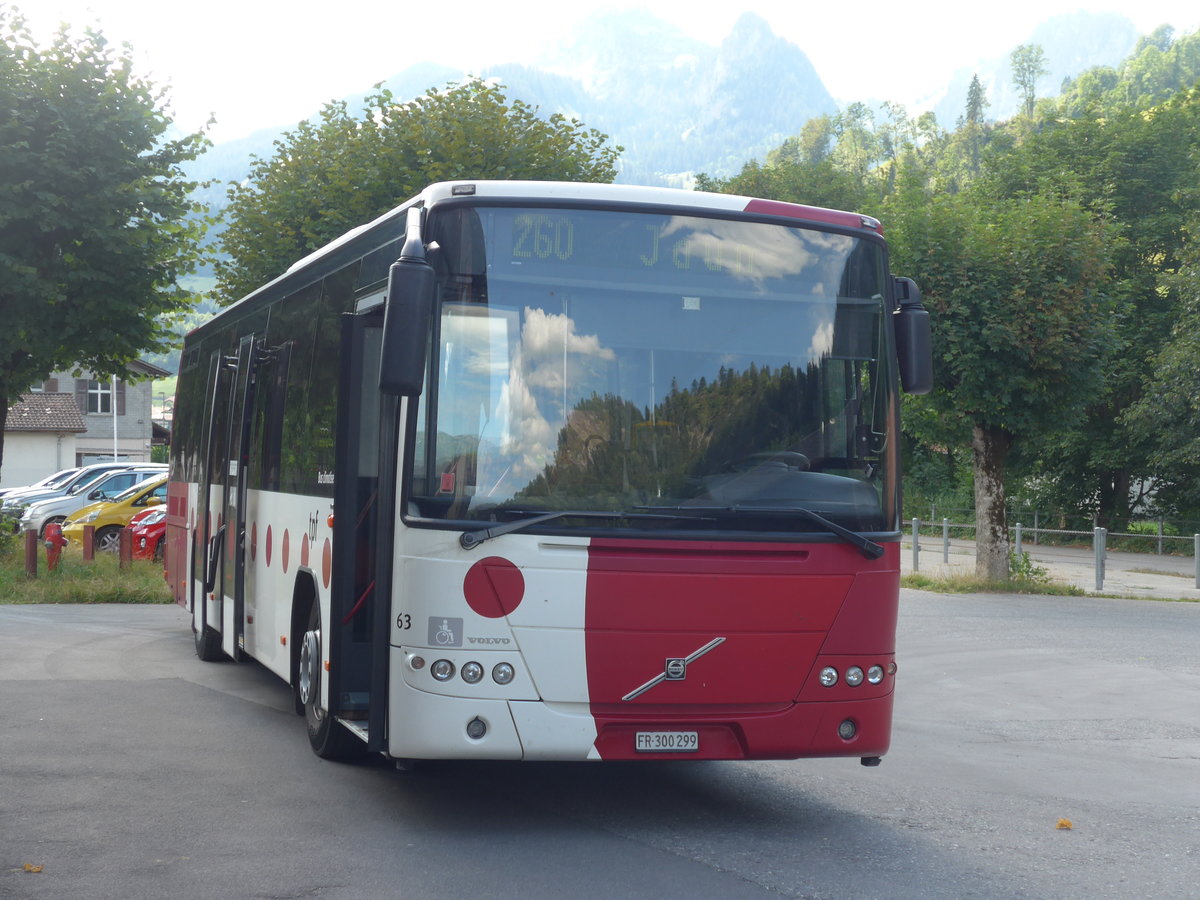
[13,0,1200,143]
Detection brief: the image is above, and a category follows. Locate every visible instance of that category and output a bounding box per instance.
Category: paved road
[1,597,1198,899]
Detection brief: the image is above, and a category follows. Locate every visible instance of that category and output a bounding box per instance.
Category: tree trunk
[972,423,1013,581]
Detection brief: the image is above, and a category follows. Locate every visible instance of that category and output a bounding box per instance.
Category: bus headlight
[431,659,455,682]
[461,661,484,684]
[819,666,838,687]
[492,662,515,685]
[867,665,885,684]
[845,666,864,686]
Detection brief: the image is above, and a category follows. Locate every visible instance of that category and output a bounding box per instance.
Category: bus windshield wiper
[459,509,716,550]
[638,504,885,560]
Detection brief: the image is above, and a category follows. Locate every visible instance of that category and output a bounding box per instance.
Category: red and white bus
[166,180,931,765]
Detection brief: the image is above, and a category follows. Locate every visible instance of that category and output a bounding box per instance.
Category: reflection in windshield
[411,206,897,535]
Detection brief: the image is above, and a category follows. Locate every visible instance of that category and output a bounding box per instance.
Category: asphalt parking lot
[2,594,1198,899]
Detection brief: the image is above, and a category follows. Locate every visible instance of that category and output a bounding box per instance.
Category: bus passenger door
[329,310,386,749]
[220,334,260,661]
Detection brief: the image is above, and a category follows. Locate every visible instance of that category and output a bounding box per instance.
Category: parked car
[16,465,166,538]
[127,505,167,561]
[2,462,155,529]
[0,467,80,501]
[61,474,167,553]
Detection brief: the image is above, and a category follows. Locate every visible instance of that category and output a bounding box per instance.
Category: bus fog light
[431,659,455,681]
[818,666,838,687]
[838,719,857,740]
[461,661,484,684]
[492,662,515,685]
[887,662,897,675]
[845,666,864,686]
[867,665,885,684]
[409,655,426,670]
[466,717,487,740]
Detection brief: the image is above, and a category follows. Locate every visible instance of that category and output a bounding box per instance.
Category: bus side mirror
[379,210,436,396]
[893,276,932,395]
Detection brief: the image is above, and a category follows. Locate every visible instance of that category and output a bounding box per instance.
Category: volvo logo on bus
[622,637,726,701]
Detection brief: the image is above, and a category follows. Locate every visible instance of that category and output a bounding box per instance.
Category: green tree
[0,9,206,477]
[1011,44,1048,118]
[981,89,1200,525]
[1056,27,1200,114]
[964,74,989,125]
[943,76,992,187]
[215,79,621,304]
[1121,226,1200,515]
[889,189,1113,579]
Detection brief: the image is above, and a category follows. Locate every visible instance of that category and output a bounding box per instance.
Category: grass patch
[0,541,172,604]
[901,572,1086,596]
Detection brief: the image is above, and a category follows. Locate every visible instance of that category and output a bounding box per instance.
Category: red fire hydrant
[44,522,68,571]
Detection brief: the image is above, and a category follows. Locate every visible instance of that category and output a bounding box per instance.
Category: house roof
[128,359,172,378]
[5,393,88,433]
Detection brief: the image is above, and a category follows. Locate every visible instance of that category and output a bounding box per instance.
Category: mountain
[183,8,1152,207]
[516,11,837,184]
[183,11,835,198]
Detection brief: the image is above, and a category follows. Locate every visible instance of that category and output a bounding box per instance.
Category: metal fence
[916,505,1200,553]
[905,515,1200,591]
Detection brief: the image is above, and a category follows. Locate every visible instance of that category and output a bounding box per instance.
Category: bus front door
[329,311,387,749]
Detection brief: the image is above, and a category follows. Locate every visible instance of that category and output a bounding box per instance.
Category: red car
[128,506,166,561]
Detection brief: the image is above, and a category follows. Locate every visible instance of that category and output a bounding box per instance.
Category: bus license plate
[635,731,699,753]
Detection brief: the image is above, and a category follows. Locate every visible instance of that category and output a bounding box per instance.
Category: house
[1,360,170,491]
[0,393,88,489]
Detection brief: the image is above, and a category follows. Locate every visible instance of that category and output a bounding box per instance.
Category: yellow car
[62,474,168,553]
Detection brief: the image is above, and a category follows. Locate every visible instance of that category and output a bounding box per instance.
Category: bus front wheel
[299,602,363,761]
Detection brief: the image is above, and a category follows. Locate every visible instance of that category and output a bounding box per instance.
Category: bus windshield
[409,205,897,535]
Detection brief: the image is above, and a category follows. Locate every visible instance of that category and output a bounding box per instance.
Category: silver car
[0,467,81,501]
[1,462,141,527]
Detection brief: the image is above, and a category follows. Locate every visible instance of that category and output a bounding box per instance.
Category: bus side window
[252,342,291,492]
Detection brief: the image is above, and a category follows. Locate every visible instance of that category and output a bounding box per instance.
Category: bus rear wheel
[299,602,363,761]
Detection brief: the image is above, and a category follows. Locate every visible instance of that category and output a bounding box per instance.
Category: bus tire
[300,602,363,761]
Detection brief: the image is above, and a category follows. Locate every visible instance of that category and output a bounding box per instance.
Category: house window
[74,377,126,415]
[87,380,112,414]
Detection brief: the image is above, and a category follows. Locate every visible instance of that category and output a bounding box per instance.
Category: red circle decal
[300,534,310,568]
[282,529,290,574]
[463,557,525,619]
[265,525,273,567]
[322,539,332,589]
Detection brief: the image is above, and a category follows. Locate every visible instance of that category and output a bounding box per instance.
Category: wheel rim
[298,626,321,709]
[97,529,121,552]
